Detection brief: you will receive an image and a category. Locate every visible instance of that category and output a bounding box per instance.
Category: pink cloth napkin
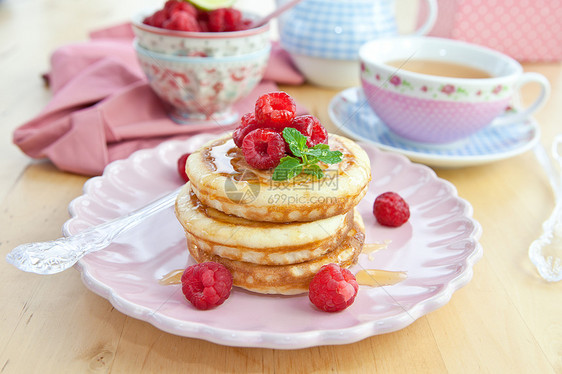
[13,23,305,176]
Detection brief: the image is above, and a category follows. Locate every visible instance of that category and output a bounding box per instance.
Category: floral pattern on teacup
[361,66,513,102]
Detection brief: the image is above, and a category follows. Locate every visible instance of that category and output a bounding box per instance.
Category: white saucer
[329,87,540,168]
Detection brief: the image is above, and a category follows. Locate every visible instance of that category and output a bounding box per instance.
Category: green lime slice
[188,0,236,10]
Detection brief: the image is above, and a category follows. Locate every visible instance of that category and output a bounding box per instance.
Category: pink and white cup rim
[360,36,526,90]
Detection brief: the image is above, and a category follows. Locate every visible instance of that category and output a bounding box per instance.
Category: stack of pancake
[175,133,371,295]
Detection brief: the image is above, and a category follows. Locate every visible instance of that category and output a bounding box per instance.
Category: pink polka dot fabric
[418,0,562,62]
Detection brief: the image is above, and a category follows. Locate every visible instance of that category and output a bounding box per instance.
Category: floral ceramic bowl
[135,40,271,124]
[359,36,549,144]
[132,11,270,58]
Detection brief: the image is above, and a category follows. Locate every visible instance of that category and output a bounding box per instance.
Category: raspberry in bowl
[132,1,272,125]
[132,2,270,58]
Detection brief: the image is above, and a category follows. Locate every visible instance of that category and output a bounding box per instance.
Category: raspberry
[282,115,311,154]
[164,0,197,17]
[198,18,210,32]
[309,264,358,312]
[309,118,328,147]
[143,4,250,32]
[242,129,286,169]
[177,152,191,183]
[233,113,260,148]
[254,92,296,130]
[208,9,226,32]
[181,262,233,310]
[162,11,200,32]
[208,8,243,32]
[289,115,327,147]
[196,9,209,27]
[224,8,242,31]
[373,192,410,227]
[287,115,313,135]
[143,9,168,28]
[234,19,253,31]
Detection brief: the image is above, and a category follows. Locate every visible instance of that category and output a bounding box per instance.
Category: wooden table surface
[1,0,561,373]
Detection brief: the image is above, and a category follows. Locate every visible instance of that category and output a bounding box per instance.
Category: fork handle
[528,200,562,282]
[6,187,181,275]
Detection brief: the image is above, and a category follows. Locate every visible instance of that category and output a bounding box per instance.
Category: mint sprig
[272,128,343,181]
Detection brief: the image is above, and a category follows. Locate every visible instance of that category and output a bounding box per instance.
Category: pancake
[184,213,365,295]
[175,183,356,265]
[185,132,371,222]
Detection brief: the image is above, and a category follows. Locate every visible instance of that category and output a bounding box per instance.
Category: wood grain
[1,1,561,373]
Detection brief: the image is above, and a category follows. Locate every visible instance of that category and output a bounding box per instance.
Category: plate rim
[63,134,483,349]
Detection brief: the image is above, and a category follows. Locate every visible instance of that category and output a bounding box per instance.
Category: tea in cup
[359,36,551,144]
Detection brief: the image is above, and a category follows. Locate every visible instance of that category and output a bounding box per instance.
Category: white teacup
[359,36,551,144]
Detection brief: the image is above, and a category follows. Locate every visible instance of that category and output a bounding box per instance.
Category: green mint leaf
[318,150,343,164]
[305,144,328,158]
[272,128,344,181]
[307,144,343,164]
[282,127,307,157]
[302,164,324,179]
[311,143,330,151]
[272,156,303,181]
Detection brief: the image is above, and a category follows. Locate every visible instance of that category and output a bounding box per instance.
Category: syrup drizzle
[202,135,359,185]
[158,269,184,285]
[356,269,407,287]
[207,140,242,176]
[205,139,271,182]
[362,240,391,260]
[158,241,403,288]
[356,240,406,286]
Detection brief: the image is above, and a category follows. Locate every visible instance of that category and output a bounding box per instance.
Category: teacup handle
[411,0,438,36]
[492,72,551,126]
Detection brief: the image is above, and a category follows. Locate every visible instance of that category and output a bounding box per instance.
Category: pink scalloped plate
[63,133,482,349]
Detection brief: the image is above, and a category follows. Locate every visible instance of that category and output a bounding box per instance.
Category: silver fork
[529,136,562,282]
[5,187,181,275]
